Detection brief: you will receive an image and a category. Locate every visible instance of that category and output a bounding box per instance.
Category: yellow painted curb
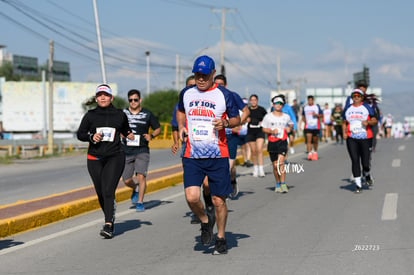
[0,198,101,238]
[0,171,184,238]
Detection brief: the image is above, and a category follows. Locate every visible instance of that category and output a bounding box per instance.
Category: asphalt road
[0,148,182,205]
[0,137,413,274]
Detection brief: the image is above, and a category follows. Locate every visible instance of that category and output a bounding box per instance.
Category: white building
[306,87,382,108]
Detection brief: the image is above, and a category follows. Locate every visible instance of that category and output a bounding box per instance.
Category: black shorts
[304,129,320,137]
[268,140,288,162]
[246,128,265,142]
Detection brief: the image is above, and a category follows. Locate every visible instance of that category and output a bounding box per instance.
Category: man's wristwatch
[150,134,155,140]
[223,119,229,128]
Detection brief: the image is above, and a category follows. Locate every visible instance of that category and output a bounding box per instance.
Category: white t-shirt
[302,104,322,130]
[323,108,332,124]
[262,112,292,142]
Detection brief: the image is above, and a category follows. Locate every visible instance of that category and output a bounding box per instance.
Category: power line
[0,9,148,76]
[0,9,97,63]
[1,0,191,73]
[235,11,276,68]
[47,0,186,59]
[224,57,273,88]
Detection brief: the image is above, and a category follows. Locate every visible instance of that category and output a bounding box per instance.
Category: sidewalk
[0,137,304,238]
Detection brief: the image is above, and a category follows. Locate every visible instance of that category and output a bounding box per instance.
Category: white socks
[354,177,362,188]
[259,165,264,174]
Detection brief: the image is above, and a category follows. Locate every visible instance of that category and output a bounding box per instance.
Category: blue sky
[1,0,413,117]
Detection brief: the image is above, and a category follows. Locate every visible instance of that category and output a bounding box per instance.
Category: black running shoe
[245,160,253,167]
[100,224,114,239]
[200,211,214,246]
[365,175,374,188]
[190,213,201,224]
[212,238,227,255]
[200,223,213,245]
[354,186,362,194]
[229,180,239,199]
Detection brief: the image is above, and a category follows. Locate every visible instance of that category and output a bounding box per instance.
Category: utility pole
[46,40,54,155]
[212,8,235,75]
[219,9,226,75]
[288,77,307,103]
[92,0,106,83]
[42,70,46,139]
[146,51,150,95]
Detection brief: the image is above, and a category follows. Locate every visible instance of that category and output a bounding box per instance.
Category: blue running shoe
[136,202,145,212]
[131,190,138,205]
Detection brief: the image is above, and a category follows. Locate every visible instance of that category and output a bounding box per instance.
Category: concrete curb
[0,137,304,238]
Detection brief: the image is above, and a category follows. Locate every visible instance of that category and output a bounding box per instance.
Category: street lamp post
[92,0,106,83]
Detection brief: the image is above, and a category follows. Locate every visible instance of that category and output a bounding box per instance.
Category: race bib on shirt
[192,123,214,141]
[350,121,364,134]
[307,118,317,127]
[126,134,141,146]
[349,120,367,138]
[272,128,283,139]
[96,127,115,142]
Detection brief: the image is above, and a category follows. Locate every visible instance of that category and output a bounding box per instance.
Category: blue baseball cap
[192,55,215,75]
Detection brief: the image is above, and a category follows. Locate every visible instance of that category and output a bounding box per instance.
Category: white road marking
[392,159,401,167]
[0,191,184,256]
[381,193,398,221]
[398,145,405,151]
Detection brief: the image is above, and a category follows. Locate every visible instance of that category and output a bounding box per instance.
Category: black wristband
[150,134,155,139]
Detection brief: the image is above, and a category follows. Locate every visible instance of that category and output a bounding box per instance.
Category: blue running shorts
[226,134,239,160]
[182,158,232,197]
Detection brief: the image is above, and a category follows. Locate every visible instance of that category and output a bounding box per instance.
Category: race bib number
[126,135,141,146]
[96,127,115,142]
[192,124,214,141]
[272,128,283,139]
[307,118,317,127]
[350,121,364,134]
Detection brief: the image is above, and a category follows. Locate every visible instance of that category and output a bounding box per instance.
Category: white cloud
[371,38,414,59]
[377,64,403,79]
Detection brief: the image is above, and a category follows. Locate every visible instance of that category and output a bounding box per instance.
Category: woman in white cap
[342,88,377,193]
[77,84,134,238]
[261,95,293,193]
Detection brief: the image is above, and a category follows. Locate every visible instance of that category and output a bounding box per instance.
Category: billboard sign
[2,81,118,132]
